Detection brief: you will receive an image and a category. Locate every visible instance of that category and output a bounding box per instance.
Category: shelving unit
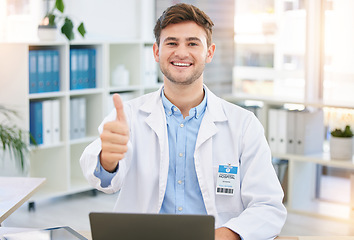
[224,93,354,221]
[0,39,160,202]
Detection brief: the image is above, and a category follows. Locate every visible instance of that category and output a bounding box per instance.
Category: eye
[189,42,198,46]
[166,42,177,46]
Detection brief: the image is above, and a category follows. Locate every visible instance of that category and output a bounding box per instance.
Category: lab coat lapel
[195,86,227,219]
[140,87,169,211]
[196,86,227,150]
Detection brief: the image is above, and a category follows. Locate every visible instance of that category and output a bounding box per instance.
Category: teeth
[172,62,191,67]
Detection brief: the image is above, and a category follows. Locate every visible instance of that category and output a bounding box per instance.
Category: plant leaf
[0,124,29,171]
[55,0,65,13]
[77,23,86,37]
[48,14,56,26]
[61,18,74,40]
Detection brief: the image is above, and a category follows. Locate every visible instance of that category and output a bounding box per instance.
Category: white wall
[66,0,155,41]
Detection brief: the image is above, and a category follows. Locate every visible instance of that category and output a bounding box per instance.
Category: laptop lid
[89,212,215,240]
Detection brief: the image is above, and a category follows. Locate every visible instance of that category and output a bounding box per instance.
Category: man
[80,3,287,240]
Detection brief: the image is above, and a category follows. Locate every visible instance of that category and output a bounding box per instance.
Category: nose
[174,45,189,58]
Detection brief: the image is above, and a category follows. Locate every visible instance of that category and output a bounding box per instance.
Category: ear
[206,43,215,63]
[153,42,160,63]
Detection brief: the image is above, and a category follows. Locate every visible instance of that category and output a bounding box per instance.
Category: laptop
[89,212,215,240]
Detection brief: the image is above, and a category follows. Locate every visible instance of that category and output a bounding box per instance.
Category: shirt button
[178,207,183,211]
[168,111,172,115]
[179,153,183,157]
[178,180,182,184]
[95,167,99,172]
[174,107,178,112]
[180,123,184,128]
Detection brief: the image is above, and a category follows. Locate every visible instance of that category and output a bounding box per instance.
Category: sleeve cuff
[93,155,118,187]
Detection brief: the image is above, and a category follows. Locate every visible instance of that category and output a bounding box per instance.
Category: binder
[32,101,43,145]
[268,108,279,153]
[70,98,80,139]
[89,48,96,88]
[77,49,84,89]
[70,49,78,90]
[82,49,89,89]
[78,97,86,138]
[29,102,37,144]
[44,50,52,92]
[294,109,324,155]
[42,100,52,145]
[286,110,296,154]
[51,99,60,144]
[37,50,46,93]
[52,50,60,92]
[277,109,288,154]
[29,50,37,93]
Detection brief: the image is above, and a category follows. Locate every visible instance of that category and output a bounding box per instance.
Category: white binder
[42,100,52,145]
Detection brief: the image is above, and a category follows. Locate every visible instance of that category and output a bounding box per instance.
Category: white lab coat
[80,85,287,240]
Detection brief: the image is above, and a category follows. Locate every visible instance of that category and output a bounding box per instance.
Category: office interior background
[1,0,354,236]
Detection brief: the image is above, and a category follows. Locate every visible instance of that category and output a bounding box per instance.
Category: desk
[0,229,353,240]
[0,177,46,223]
[0,227,90,239]
[276,237,354,240]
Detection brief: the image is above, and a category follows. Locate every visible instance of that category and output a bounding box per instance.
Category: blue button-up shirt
[94,89,208,215]
[159,89,207,215]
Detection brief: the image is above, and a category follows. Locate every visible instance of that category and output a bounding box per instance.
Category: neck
[163,80,204,118]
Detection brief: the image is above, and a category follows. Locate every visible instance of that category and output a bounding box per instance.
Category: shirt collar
[161,87,207,119]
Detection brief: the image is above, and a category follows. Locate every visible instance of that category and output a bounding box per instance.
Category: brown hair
[154,3,214,47]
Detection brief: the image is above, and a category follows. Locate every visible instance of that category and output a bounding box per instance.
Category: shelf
[273,152,354,170]
[69,88,104,96]
[287,199,352,221]
[70,136,97,145]
[29,91,66,99]
[223,93,354,109]
[109,85,142,92]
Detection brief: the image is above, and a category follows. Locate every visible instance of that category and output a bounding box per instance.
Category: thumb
[113,93,127,123]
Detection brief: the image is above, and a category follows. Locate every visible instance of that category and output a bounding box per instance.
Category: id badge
[216,164,238,196]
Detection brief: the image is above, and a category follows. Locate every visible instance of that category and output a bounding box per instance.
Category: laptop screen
[89,212,215,240]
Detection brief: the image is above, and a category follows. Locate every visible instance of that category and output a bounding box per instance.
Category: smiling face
[153,21,215,86]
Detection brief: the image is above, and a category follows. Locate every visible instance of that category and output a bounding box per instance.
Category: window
[323,0,354,106]
[233,0,306,100]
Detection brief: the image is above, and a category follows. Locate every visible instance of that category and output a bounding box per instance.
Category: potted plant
[38,0,86,41]
[0,105,34,173]
[330,125,354,160]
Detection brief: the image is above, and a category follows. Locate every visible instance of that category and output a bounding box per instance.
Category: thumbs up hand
[100,94,129,172]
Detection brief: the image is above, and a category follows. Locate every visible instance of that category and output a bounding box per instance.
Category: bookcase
[223,94,354,221]
[0,39,160,201]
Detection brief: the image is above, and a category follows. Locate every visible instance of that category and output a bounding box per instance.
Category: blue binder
[30,101,43,145]
[44,50,52,92]
[37,50,46,93]
[29,50,38,93]
[52,50,60,92]
[82,49,89,89]
[77,49,84,89]
[70,49,78,90]
[29,102,36,144]
[89,48,96,88]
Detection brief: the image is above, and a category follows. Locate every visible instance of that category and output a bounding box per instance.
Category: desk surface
[276,237,354,240]
[0,177,45,223]
[0,228,353,240]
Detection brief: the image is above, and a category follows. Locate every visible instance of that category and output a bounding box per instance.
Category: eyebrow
[163,37,202,43]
